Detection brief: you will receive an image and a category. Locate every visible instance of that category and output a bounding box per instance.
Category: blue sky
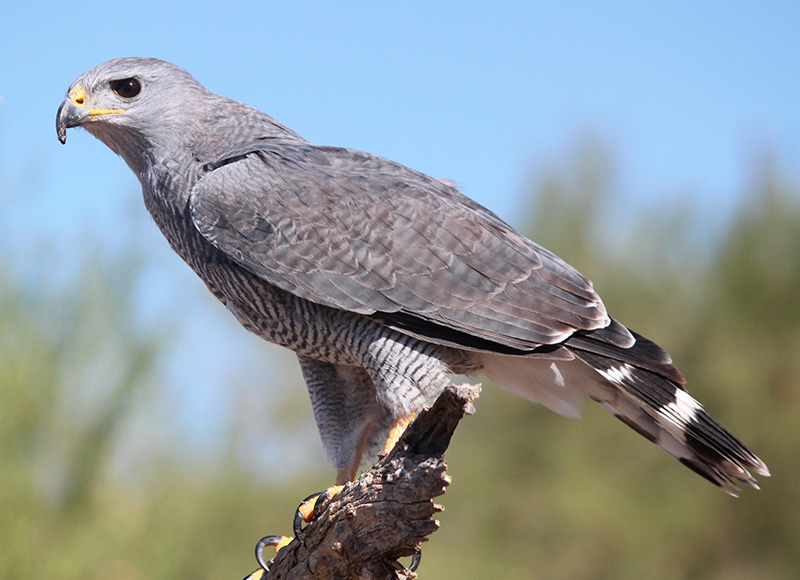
[1,1,798,469]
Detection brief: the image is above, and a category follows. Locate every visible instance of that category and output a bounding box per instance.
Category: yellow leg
[383,412,417,454]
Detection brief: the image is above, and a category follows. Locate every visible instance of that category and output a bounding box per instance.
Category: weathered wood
[256,383,480,580]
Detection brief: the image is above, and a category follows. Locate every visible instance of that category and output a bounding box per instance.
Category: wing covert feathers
[189,143,610,351]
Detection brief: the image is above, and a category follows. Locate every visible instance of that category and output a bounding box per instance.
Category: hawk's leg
[383,411,417,454]
[292,410,373,533]
[292,335,453,533]
[299,355,390,478]
[291,357,392,537]
[244,359,389,576]
[359,333,453,457]
[245,337,451,575]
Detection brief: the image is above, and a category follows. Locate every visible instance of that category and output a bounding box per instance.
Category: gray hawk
[57,57,768,573]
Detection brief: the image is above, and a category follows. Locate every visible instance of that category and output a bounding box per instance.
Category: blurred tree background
[1,143,798,579]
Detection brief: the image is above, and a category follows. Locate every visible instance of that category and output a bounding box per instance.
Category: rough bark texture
[260,383,481,580]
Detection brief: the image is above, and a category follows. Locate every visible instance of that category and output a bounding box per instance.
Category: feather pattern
[190,143,609,349]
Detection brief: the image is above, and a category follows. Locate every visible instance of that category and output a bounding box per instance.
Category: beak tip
[56,100,68,144]
[56,99,88,144]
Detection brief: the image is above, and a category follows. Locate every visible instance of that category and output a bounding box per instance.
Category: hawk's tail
[479,321,769,496]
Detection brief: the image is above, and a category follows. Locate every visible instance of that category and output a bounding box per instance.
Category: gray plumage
[57,57,768,493]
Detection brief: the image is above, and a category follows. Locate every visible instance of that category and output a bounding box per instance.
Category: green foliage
[1,148,798,579]
[0,255,328,579]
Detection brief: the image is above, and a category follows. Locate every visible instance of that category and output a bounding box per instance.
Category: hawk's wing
[189,143,624,352]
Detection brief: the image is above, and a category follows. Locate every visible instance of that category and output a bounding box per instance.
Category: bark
[258,383,481,580]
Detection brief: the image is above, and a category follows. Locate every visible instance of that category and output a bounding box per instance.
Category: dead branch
[258,383,481,580]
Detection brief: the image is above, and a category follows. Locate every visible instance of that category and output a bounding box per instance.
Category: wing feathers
[189,143,608,351]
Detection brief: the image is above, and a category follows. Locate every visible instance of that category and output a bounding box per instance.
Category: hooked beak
[56,99,89,144]
[57,86,124,144]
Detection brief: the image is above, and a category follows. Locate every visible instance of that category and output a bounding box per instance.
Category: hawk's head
[57,58,208,172]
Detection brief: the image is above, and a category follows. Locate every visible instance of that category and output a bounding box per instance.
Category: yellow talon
[384,412,417,454]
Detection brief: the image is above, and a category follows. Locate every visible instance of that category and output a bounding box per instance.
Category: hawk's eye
[111,78,141,99]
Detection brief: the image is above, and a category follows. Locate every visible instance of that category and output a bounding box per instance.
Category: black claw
[293,491,322,540]
[254,535,284,572]
[313,488,333,520]
[409,549,422,572]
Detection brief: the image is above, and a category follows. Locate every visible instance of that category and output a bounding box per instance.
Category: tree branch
[259,383,481,580]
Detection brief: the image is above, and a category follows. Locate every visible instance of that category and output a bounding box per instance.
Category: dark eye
[111,78,141,99]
